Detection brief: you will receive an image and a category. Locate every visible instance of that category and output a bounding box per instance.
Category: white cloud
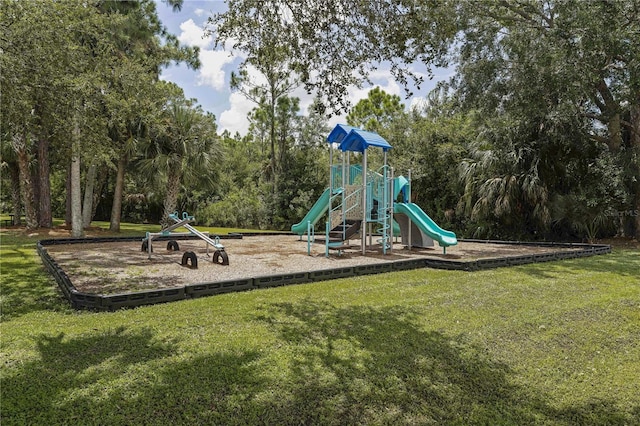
[194,8,206,17]
[291,85,318,116]
[242,63,268,85]
[175,18,235,90]
[409,97,428,111]
[327,113,347,130]
[177,19,211,49]
[197,49,235,90]
[218,92,255,135]
[217,63,435,135]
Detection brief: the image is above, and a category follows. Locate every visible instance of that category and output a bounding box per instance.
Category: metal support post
[407,169,412,251]
[361,149,367,255]
[389,166,394,252]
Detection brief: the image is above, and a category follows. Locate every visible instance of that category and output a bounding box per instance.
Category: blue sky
[155,0,453,135]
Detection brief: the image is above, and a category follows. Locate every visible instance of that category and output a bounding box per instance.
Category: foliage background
[2,0,639,242]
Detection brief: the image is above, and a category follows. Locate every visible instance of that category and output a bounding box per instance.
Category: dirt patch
[44,235,588,295]
[597,237,640,250]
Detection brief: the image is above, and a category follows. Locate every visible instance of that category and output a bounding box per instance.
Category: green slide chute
[291,188,331,235]
[394,202,458,247]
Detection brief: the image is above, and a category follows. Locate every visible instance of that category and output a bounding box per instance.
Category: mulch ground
[42,234,596,295]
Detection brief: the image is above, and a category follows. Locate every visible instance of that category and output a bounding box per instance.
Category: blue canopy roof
[326,124,359,144]
[339,128,392,152]
[326,124,393,152]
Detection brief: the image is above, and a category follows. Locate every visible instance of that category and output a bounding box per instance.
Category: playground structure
[291,124,458,255]
[142,212,229,267]
[34,122,613,311]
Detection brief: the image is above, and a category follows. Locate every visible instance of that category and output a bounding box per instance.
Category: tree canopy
[2,0,638,241]
[209,0,457,114]
[0,0,199,233]
[210,0,640,238]
[346,87,404,134]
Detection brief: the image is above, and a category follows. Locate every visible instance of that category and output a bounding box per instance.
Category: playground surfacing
[44,235,589,296]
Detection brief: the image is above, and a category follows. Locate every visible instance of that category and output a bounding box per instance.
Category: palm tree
[459,125,550,238]
[141,103,220,228]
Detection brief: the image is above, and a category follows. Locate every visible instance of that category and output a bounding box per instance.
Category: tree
[242,95,304,228]
[219,13,299,194]
[141,101,220,228]
[209,1,457,114]
[2,0,111,233]
[346,87,407,171]
[99,0,199,232]
[231,65,297,193]
[1,0,68,229]
[454,0,640,238]
[387,90,471,228]
[210,0,640,238]
[459,117,553,239]
[283,99,331,227]
[105,66,162,233]
[1,0,198,235]
[197,97,330,231]
[346,87,404,134]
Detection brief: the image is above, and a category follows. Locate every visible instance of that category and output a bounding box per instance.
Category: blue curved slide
[394,202,458,247]
[291,188,331,235]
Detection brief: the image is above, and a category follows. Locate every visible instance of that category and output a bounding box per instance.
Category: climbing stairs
[329,219,361,242]
[315,219,361,245]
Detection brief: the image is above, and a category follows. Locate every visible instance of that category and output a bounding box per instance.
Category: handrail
[306,221,315,255]
[338,187,363,240]
[373,165,393,254]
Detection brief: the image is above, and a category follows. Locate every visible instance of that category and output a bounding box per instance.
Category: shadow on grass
[2,302,637,425]
[253,300,638,425]
[0,248,70,321]
[2,326,263,425]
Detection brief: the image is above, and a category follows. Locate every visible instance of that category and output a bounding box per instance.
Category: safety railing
[373,165,393,254]
[331,164,364,188]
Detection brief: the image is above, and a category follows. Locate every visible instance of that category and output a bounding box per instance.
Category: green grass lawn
[1,224,639,425]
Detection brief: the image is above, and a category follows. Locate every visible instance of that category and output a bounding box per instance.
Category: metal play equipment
[291,124,458,256]
[325,125,395,256]
[142,212,229,267]
[291,124,395,256]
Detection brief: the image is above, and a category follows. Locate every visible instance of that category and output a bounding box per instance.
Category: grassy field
[1,223,639,425]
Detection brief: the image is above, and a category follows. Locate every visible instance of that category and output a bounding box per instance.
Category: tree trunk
[31,159,40,222]
[70,153,84,238]
[270,94,277,194]
[65,164,72,227]
[161,166,181,229]
[9,164,22,225]
[109,154,127,232]
[278,121,288,178]
[634,181,640,241]
[82,163,97,229]
[630,100,640,239]
[36,135,52,228]
[607,112,623,152]
[14,135,38,229]
[596,79,623,152]
[91,166,108,222]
